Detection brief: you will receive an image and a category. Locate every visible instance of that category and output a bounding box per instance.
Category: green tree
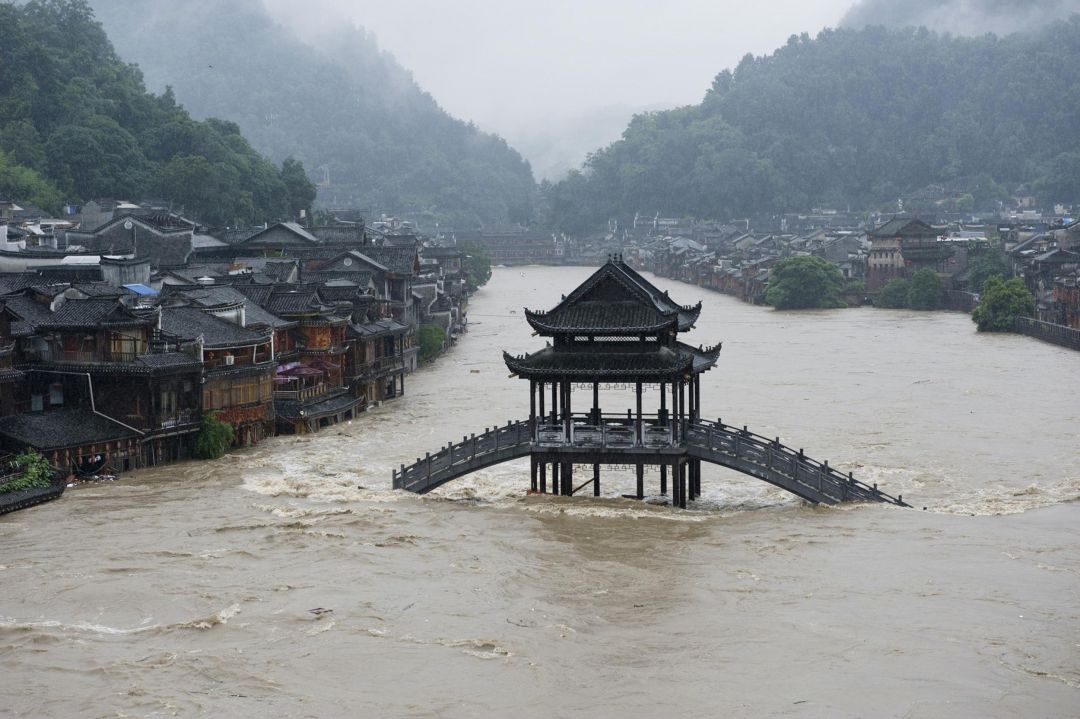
[877,278,910,308]
[417,324,446,364]
[458,240,492,291]
[908,268,943,310]
[281,157,316,220]
[968,247,1010,290]
[0,449,53,494]
[0,150,63,213]
[765,256,846,310]
[972,276,1035,332]
[194,414,235,460]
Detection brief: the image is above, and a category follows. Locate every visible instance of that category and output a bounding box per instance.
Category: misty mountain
[0,1,311,224]
[88,0,537,227]
[507,103,674,183]
[546,18,1080,232]
[841,0,1080,36]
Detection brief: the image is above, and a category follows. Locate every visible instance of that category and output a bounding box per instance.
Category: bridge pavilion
[504,256,720,506]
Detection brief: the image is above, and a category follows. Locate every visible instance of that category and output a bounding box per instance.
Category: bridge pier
[593,464,600,497]
[636,463,644,500]
[660,463,668,495]
[530,456,538,492]
[562,462,573,496]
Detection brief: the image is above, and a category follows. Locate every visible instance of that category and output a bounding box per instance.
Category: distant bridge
[392,418,908,508]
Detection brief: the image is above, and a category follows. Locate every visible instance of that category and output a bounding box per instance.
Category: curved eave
[677,340,723,373]
[524,308,679,336]
[677,302,702,331]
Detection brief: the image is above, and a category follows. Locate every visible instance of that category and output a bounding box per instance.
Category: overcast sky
[264,0,852,161]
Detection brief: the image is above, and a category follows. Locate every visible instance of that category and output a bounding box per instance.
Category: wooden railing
[393,420,533,493]
[1014,317,1080,351]
[273,383,328,401]
[685,419,908,506]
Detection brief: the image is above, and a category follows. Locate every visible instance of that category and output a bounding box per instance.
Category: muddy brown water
[2,266,1078,718]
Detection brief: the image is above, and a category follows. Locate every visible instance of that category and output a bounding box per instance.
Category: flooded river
[2,266,1078,718]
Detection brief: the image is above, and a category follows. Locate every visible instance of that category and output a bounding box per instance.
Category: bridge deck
[392,418,908,507]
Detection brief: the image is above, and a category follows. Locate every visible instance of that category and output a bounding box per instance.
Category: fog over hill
[88,0,537,226]
[842,0,1080,35]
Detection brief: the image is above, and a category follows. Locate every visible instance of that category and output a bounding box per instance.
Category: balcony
[901,241,955,264]
[274,383,328,402]
[33,348,139,364]
[157,409,198,430]
[536,420,675,449]
[356,357,405,379]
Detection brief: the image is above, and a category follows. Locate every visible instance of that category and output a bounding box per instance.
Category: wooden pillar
[550,382,557,424]
[538,380,545,419]
[530,455,538,492]
[529,380,536,432]
[694,376,702,421]
[635,382,642,446]
[660,463,668,495]
[636,463,644,500]
[679,460,687,509]
[689,376,696,421]
[540,461,547,494]
[563,380,572,439]
[670,381,677,436]
[562,462,573,496]
[592,382,599,424]
[660,381,667,425]
[551,461,559,494]
[593,463,600,497]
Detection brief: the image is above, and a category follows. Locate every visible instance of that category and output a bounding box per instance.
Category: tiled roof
[233,284,275,308]
[504,345,693,379]
[2,294,53,326]
[135,352,202,370]
[350,318,409,338]
[160,307,269,349]
[525,301,674,333]
[503,341,721,380]
[360,247,418,275]
[275,388,363,421]
[266,289,322,316]
[174,286,247,309]
[41,299,147,329]
[243,302,295,330]
[526,259,699,334]
[0,274,40,295]
[869,217,937,238]
[0,408,140,451]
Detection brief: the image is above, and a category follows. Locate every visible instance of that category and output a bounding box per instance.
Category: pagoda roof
[525,258,700,335]
[503,340,720,381]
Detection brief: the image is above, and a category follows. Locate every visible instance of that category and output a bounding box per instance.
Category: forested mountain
[88,0,537,227]
[546,18,1080,232]
[0,0,313,225]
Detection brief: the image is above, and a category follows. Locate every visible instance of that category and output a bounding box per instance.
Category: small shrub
[418,324,447,364]
[877,278,910,309]
[194,414,235,460]
[0,449,53,494]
